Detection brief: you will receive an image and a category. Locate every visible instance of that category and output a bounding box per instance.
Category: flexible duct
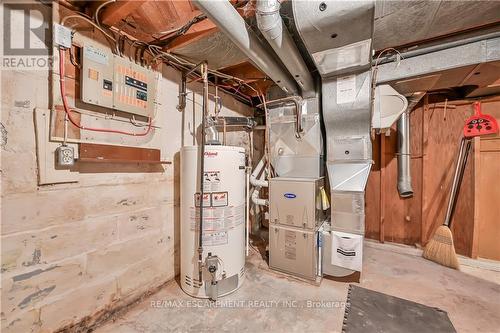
[255,0,315,98]
[397,93,424,197]
[192,0,298,95]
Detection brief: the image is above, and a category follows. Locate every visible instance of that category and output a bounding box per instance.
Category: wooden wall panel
[423,103,475,256]
[476,102,500,260]
[364,98,500,257]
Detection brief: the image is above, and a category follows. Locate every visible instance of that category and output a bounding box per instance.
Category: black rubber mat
[343,285,456,333]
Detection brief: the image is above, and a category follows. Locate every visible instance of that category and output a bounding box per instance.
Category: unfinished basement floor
[95,243,500,333]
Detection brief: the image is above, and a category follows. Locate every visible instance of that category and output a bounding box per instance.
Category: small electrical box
[80,42,156,117]
[53,23,72,48]
[56,145,75,167]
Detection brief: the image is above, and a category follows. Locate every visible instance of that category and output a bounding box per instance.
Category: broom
[423,137,471,269]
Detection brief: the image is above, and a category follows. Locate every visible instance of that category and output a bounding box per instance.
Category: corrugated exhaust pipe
[397,92,425,198]
[256,0,315,98]
[192,0,298,95]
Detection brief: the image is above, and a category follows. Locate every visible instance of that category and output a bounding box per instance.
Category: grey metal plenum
[376,36,500,85]
[322,71,373,235]
[192,0,297,95]
[292,0,374,76]
[255,0,315,98]
[396,93,424,198]
[257,96,305,138]
[267,97,323,178]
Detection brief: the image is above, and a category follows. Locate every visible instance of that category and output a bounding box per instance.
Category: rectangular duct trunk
[322,71,373,235]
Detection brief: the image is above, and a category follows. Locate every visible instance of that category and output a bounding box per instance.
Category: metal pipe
[192,0,298,95]
[246,170,250,257]
[177,72,187,111]
[205,117,220,145]
[255,0,315,98]
[377,30,500,65]
[197,61,209,282]
[257,96,304,138]
[397,93,424,198]
[397,111,413,197]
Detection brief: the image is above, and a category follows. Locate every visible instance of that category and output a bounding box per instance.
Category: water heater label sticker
[336,75,356,104]
[204,171,221,191]
[212,192,228,207]
[189,204,244,231]
[194,193,211,207]
[202,231,228,246]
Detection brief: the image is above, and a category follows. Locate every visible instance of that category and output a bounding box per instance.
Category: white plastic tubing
[250,156,268,206]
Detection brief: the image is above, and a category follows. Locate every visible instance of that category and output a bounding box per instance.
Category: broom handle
[444,137,470,227]
[449,139,472,225]
[443,137,466,227]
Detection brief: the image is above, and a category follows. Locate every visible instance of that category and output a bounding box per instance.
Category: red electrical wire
[58,48,153,136]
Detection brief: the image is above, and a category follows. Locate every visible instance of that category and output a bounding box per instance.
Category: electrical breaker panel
[113,56,156,117]
[80,42,156,118]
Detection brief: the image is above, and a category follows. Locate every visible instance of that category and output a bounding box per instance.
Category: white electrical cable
[61,15,116,42]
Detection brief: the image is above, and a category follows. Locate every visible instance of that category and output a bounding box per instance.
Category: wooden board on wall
[475,101,500,260]
[422,102,475,256]
[365,99,482,256]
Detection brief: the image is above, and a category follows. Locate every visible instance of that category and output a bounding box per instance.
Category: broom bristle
[423,225,460,269]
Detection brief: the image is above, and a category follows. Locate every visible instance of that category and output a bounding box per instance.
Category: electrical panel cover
[80,42,156,118]
[81,43,114,108]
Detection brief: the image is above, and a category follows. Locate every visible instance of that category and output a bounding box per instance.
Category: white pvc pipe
[250,157,269,188]
[251,171,269,206]
[246,171,250,256]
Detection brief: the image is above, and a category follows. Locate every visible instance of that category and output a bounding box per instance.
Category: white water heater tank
[180,145,246,298]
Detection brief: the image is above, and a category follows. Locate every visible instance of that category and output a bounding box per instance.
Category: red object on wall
[463,102,499,138]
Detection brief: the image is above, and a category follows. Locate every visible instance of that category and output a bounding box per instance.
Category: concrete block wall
[1,57,253,332]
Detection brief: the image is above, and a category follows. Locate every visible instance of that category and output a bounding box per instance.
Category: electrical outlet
[56,145,75,167]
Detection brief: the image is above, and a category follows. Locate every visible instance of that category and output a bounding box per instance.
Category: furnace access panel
[80,42,156,118]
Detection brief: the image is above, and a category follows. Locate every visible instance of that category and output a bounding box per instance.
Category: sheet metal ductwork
[192,0,298,95]
[292,0,374,76]
[397,111,412,197]
[293,1,375,238]
[397,92,425,198]
[255,0,315,98]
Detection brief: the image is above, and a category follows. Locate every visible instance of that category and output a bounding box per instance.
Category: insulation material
[172,31,248,70]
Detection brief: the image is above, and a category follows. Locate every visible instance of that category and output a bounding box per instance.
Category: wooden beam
[101,0,145,27]
[79,143,169,164]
